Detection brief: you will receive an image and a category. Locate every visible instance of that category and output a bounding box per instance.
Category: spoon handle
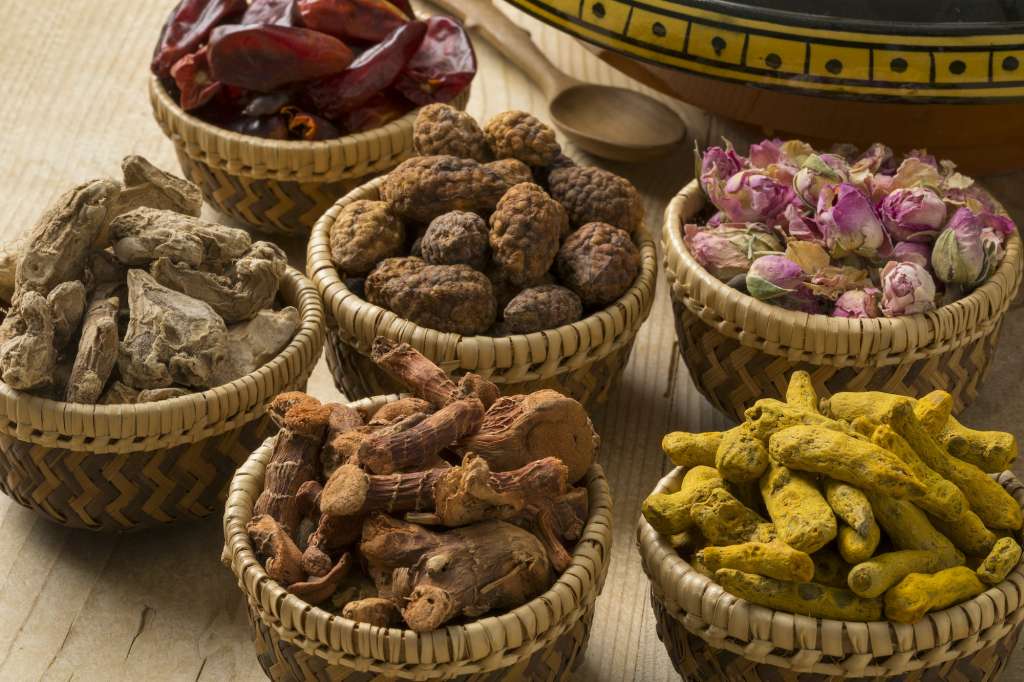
[429,0,577,98]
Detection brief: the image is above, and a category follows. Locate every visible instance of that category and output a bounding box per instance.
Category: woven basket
[223,394,613,681]
[638,466,1024,680]
[149,76,470,235]
[0,267,324,532]
[663,180,1024,421]
[307,177,658,405]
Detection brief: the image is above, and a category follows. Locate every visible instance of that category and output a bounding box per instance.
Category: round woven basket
[307,177,658,405]
[0,267,324,532]
[149,76,470,236]
[663,179,1024,421]
[223,393,613,681]
[638,466,1024,680]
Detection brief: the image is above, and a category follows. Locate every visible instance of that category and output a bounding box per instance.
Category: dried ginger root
[824,480,880,564]
[715,423,768,483]
[976,537,1022,585]
[759,462,836,554]
[847,550,961,599]
[715,568,882,621]
[696,542,813,582]
[884,567,985,623]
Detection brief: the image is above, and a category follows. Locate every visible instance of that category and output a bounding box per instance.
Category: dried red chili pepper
[304,20,426,120]
[152,0,247,78]
[338,91,409,133]
[296,0,409,44]
[208,25,354,92]
[243,91,293,117]
[281,106,341,140]
[241,0,301,26]
[394,16,476,106]
[228,115,290,139]
[390,0,414,18]
[170,46,223,110]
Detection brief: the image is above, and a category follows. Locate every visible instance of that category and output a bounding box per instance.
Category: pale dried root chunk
[46,280,87,349]
[65,295,119,404]
[0,291,57,390]
[328,200,405,277]
[940,416,1017,474]
[112,155,203,219]
[0,239,22,303]
[696,542,813,582]
[716,568,883,621]
[414,103,490,162]
[976,537,1022,585]
[110,208,251,269]
[884,567,985,623]
[847,550,961,599]
[661,430,723,468]
[118,270,228,389]
[209,307,300,386]
[929,510,999,557]
[785,370,819,412]
[342,597,403,627]
[715,422,768,483]
[483,110,561,167]
[759,462,836,554]
[769,425,926,500]
[870,425,966,523]
[868,493,963,565]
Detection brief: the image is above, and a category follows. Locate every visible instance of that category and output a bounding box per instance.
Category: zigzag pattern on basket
[673,300,1004,421]
[0,415,273,531]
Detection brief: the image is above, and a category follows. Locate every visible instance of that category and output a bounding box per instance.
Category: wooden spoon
[429,0,686,162]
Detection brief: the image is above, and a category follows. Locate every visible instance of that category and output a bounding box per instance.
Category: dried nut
[489,183,567,287]
[328,200,405,276]
[367,263,497,336]
[420,211,490,270]
[413,103,489,162]
[364,256,426,304]
[502,285,582,334]
[486,158,533,187]
[380,155,527,223]
[556,222,640,307]
[483,110,561,167]
[548,164,644,233]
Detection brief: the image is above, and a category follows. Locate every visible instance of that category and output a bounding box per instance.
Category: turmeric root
[822,391,912,425]
[744,399,860,441]
[977,537,1022,585]
[642,465,724,535]
[785,370,818,413]
[824,480,876,537]
[696,542,814,582]
[928,511,999,557]
[940,417,1018,474]
[661,430,722,468]
[689,488,775,546]
[847,550,961,599]
[884,567,986,623]
[811,550,852,589]
[867,493,963,565]
[870,425,966,522]
[759,462,836,553]
[715,568,883,621]
[913,390,953,436]
[715,423,769,483]
[768,426,926,500]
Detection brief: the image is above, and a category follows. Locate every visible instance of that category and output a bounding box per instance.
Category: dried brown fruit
[489,183,567,287]
[363,256,425,303]
[367,263,496,335]
[110,208,251,269]
[548,164,644,233]
[420,211,489,270]
[380,156,527,223]
[486,157,533,188]
[328,200,405,276]
[556,222,640,307]
[117,269,229,389]
[483,110,561,167]
[413,103,489,161]
[502,284,582,334]
[65,295,119,404]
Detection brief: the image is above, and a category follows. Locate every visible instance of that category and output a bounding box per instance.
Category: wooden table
[0,3,1022,680]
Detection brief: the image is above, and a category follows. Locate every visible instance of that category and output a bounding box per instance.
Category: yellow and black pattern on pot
[508,0,1024,101]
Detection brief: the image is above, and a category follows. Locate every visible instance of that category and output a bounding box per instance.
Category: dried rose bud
[880,187,946,243]
[747,138,783,168]
[699,145,745,208]
[745,254,804,301]
[793,153,849,207]
[714,169,794,223]
[683,223,782,281]
[817,183,891,258]
[891,241,932,270]
[880,261,936,317]
[833,288,881,319]
[932,208,989,286]
[781,204,823,243]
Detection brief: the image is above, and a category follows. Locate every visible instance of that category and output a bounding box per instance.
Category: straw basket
[307,177,658,405]
[149,76,470,235]
[223,394,613,681]
[0,267,324,532]
[663,180,1024,421]
[638,466,1024,680]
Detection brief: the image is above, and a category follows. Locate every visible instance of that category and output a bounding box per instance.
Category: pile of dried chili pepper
[152,0,476,140]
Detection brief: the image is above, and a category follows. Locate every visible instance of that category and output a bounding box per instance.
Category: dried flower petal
[746,255,804,300]
[817,184,891,258]
[879,187,946,243]
[880,261,936,317]
[833,288,881,319]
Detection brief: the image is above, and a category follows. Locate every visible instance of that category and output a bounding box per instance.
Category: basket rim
[307,176,659,378]
[637,464,1024,672]
[223,393,613,676]
[663,179,1024,356]
[0,266,325,449]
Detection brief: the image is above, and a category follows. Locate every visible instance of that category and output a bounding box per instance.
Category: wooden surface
[0,2,1022,680]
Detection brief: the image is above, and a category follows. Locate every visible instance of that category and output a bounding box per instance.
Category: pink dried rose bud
[880,187,946,242]
[699,145,745,207]
[714,169,794,222]
[817,183,891,259]
[891,241,932,270]
[833,288,881,319]
[781,204,823,243]
[748,138,783,168]
[931,207,990,286]
[793,153,849,207]
[745,254,804,300]
[683,223,783,281]
[880,261,936,317]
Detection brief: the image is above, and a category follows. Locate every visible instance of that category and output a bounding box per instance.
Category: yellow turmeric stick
[824,479,880,563]
[696,542,814,582]
[847,550,961,599]
[785,371,819,413]
[689,488,776,546]
[822,391,912,425]
[884,567,986,624]
[928,511,999,557]
[870,425,966,523]
[759,462,836,553]
[642,465,723,535]
[716,423,769,483]
[661,430,722,468]
[744,399,862,441]
[940,416,1018,474]
[837,525,880,565]
[912,390,953,436]
[715,568,883,621]
[768,426,926,500]
[850,416,881,438]
[867,493,963,565]
[812,549,852,589]
[977,537,1022,585]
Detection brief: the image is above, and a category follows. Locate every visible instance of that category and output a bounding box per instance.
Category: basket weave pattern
[663,180,1024,421]
[308,178,658,405]
[0,268,325,531]
[150,76,469,235]
[638,467,1024,680]
[223,395,613,681]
